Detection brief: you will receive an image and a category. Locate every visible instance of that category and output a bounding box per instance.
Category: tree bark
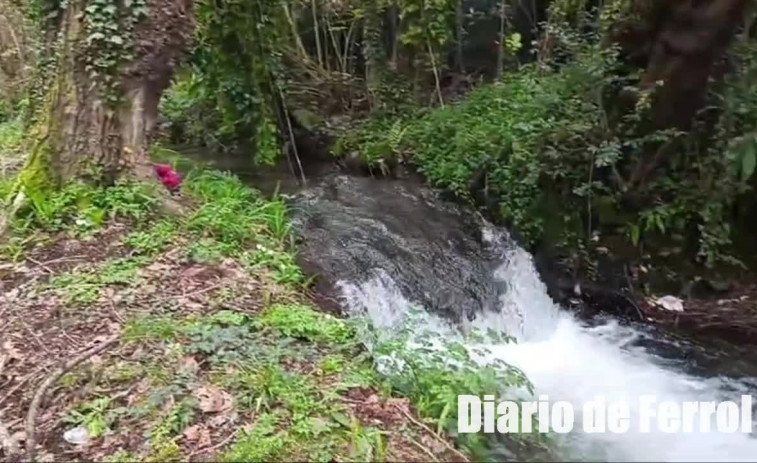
[19,0,193,189]
[362,0,384,109]
[640,0,749,130]
[496,0,506,79]
[455,0,465,73]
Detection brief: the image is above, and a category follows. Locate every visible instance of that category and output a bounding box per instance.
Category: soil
[0,217,462,462]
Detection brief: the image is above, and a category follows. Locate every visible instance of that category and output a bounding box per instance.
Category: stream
[180,143,757,460]
[286,174,757,462]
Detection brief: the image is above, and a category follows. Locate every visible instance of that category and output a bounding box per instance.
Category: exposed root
[24,335,119,462]
[0,417,22,456]
[393,403,470,463]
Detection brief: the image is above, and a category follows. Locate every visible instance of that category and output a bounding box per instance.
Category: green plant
[255,303,353,345]
[50,256,148,304]
[82,0,149,104]
[103,449,136,463]
[63,396,118,438]
[356,307,545,459]
[16,179,157,235]
[123,220,177,255]
[0,114,24,158]
[183,169,302,283]
[222,413,289,462]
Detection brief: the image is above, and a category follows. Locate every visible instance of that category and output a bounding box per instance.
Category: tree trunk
[0,0,32,104]
[19,0,193,189]
[496,0,506,79]
[640,0,749,130]
[455,0,465,73]
[362,0,385,109]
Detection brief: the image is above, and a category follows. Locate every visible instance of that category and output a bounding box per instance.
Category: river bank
[0,164,466,462]
[173,139,757,351]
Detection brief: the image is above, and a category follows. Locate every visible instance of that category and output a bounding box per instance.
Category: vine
[81,0,148,105]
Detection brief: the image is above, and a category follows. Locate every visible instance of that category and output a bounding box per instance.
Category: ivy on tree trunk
[19,0,194,190]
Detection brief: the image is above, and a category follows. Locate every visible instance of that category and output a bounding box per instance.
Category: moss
[18,139,54,193]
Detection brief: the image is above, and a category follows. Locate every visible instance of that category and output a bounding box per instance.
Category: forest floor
[0,165,464,461]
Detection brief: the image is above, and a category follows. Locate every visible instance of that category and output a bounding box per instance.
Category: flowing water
[285,173,757,461]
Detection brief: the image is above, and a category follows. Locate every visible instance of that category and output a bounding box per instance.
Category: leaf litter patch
[0,221,463,462]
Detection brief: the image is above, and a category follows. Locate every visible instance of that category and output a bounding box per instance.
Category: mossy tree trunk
[20,0,194,190]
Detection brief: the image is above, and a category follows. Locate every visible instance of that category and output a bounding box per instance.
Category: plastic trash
[63,426,90,445]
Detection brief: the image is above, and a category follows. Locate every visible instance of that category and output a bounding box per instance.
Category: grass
[0,114,24,160]
[50,256,149,304]
[116,304,391,462]
[0,154,547,462]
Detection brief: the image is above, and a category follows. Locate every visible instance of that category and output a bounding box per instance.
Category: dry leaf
[181,266,208,279]
[1,341,22,361]
[184,424,212,448]
[183,424,203,442]
[194,386,233,414]
[208,414,230,429]
[145,262,172,273]
[4,288,19,302]
[181,356,200,373]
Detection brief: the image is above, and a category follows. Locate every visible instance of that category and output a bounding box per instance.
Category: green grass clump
[183,169,302,284]
[256,303,353,344]
[17,179,158,235]
[0,115,24,157]
[50,256,149,304]
[122,220,178,255]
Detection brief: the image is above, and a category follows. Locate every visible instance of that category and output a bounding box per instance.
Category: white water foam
[337,245,757,462]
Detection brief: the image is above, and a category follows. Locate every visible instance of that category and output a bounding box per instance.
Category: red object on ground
[154,164,173,177]
[161,172,182,190]
[153,164,182,193]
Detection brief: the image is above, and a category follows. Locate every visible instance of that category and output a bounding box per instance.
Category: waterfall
[337,243,757,462]
[291,174,757,461]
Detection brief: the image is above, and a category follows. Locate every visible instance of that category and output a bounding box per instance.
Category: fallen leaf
[181,356,199,373]
[183,424,201,442]
[194,386,233,414]
[208,414,230,429]
[1,340,22,361]
[182,301,205,311]
[181,266,208,279]
[145,262,172,274]
[4,288,19,302]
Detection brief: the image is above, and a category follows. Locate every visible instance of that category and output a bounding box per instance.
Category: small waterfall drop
[291,174,757,462]
[338,245,757,461]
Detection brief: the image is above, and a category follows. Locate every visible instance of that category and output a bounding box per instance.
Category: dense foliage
[333,5,757,276]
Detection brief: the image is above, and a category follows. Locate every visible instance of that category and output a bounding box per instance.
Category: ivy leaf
[87,32,105,42]
[109,35,124,45]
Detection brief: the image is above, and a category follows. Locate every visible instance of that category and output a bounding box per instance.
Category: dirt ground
[0,220,465,462]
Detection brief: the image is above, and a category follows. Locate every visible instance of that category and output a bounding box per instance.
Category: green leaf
[87,32,105,41]
[330,412,352,428]
[109,35,124,45]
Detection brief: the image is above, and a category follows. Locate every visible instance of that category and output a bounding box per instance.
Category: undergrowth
[2,154,549,461]
[2,165,302,285]
[360,306,551,460]
[335,31,757,274]
[118,305,387,462]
